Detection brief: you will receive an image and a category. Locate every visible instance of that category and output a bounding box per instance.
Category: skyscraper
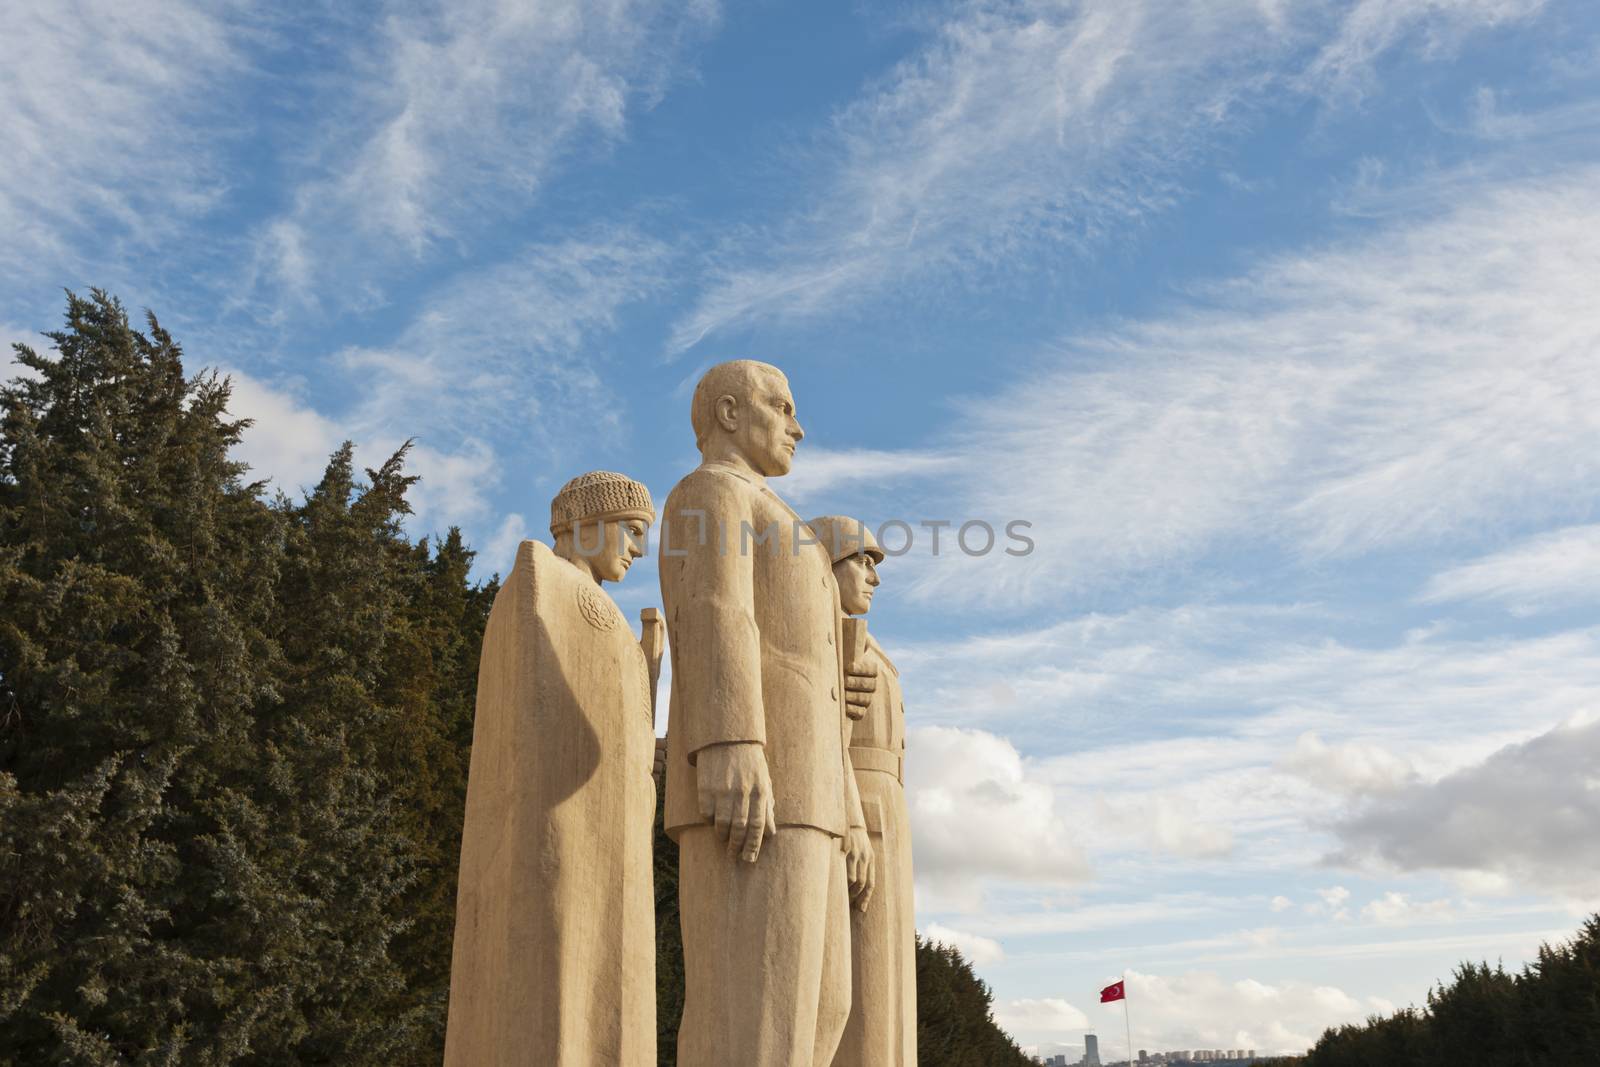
[1084,1033,1101,1066]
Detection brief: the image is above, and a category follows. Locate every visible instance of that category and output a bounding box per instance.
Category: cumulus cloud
[994,996,1089,1038]
[1330,717,1600,902]
[2,322,44,384]
[224,369,344,493]
[1281,732,1417,797]
[922,922,1006,966]
[1013,969,1391,1057]
[907,726,1089,907]
[1421,524,1600,614]
[1361,891,1454,925]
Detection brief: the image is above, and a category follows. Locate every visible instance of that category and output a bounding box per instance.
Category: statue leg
[834,828,893,1067]
[677,824,838,1066]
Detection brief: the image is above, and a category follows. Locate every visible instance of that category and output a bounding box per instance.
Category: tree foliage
[0,292,492,1065]
[1297,916,1600,1067]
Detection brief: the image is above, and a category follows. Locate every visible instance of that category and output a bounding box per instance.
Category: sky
[4,0,1600,1058]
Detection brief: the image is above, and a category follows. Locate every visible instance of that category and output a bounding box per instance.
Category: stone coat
[836,634,918,1067]
[443,539,656,1067]
[661,461,862,838]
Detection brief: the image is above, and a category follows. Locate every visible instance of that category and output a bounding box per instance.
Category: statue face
[832,551,880,615]
[574,514,650,584]
[726,371,804,477]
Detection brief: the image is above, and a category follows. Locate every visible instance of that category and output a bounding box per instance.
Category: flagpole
[1122,973,1133,1066]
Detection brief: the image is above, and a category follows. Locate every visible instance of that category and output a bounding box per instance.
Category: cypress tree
[375,529,496,1064]
[0,290,287,1064]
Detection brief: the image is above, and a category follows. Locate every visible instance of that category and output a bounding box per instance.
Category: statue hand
[844,658,878,720]
[695,741,778,864]
[653,735,667,782]
[845,827,875,912]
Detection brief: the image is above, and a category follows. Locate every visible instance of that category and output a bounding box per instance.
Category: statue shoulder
[665,465,758,515]
[510,538,629,634]
[507,537,561,588]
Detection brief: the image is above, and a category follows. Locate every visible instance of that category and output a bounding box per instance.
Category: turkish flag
[1099,980,1125,1003]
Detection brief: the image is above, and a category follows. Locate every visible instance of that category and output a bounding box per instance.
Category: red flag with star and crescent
[1100,980,1125,1003]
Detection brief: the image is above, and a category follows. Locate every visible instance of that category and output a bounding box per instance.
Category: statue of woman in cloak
[444,471,660,1067]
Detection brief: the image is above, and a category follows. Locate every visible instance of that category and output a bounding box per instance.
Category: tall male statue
[810,516,918,1067]
[661,360,874,1066]
[444,472,659,1067]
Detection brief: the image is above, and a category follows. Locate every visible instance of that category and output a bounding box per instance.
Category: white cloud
[224,369,495,534]
[669,0,1546,353]
[335,227,671,458]
[248,0,717,306]
[1270,895,1293,913]
[2,322,43,384]
[1421,524,1600,614]
[0,0,244,282]
[896,605,1600,765]
[1281,732,1416,797]
[922,922,1006,966]
[908,726,1089,907]
[887,604,1600,894]
[1009,969,1389,1057]
[1360,891,1454,925]
[888,168,1600,607]
[1318,886,1350,907]
[482,513,530,577]
[778,446,959,509]
[1331,717,1600,903]
[994,996,1089,1037]
[224,369,344,492]
[1303,0,1546,99]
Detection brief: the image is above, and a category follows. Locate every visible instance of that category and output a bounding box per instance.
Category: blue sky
[5,0,1600,1057]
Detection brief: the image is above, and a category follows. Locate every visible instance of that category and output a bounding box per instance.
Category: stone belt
[849,745,903,782]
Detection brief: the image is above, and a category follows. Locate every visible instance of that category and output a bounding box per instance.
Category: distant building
[1084,1033,1101,1066]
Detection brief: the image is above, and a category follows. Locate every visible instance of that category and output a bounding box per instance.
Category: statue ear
[714,394,739,433]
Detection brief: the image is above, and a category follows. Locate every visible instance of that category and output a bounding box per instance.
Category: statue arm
[661,475,766,758]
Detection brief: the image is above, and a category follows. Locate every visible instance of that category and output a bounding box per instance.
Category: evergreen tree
[0,291,288,1064]
[0,291,498,1065]
[1302,915,1600,1067]
[654,784,685,1066]
[374,529,496,1064]
[915,936,1038,1066]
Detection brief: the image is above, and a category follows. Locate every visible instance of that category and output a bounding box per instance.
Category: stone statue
[660,360,874,1066]
[444,472,659,1067]
[810,515,918,1067]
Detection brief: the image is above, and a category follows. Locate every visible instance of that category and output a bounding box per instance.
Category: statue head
[690,359,804,477]
[808,515,883,616]
[550,471,655,584]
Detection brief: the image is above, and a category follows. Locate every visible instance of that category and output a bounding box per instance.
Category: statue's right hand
[696,741,778,864]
